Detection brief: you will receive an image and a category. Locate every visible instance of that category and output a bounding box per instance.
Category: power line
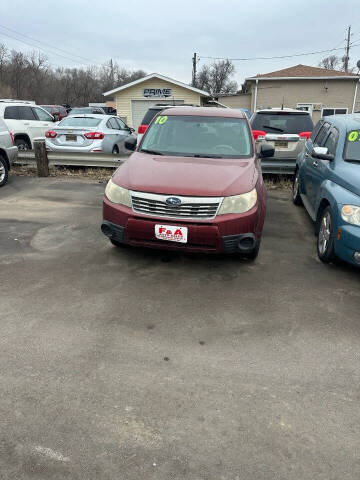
[0,30,92,66]
[0,23,92,63]
[199,45,349,62]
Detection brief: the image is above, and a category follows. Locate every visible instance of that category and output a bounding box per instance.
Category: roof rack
[0,99,36,104]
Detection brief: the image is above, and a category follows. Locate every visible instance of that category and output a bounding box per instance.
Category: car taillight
[299,131,312,140]
[84,131,105,139]
[45,130,57,138]
[252,130,266,140]
[138,124,148,134]
[9,131,15,145]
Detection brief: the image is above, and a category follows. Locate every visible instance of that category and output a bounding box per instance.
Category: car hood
[112,152,257,197]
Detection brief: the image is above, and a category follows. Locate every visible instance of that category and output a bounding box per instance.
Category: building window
[297,103,314,113]
[322,107,348,117]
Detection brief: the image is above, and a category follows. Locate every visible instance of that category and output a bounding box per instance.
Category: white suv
[0,100,56,150]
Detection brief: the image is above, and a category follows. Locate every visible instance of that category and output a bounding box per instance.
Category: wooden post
[34,138,49,177]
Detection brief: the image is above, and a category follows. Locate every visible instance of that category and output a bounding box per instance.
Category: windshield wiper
[191,154,222,158]
[140,148,163,155]
[262,125,284,133]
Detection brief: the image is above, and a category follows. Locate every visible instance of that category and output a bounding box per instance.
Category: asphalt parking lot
[1,174,360,480]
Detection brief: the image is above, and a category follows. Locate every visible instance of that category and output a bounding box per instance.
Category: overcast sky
[1,0,360,88]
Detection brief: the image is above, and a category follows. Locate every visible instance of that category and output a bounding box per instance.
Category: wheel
[242,238,261,260]
[292,168,303,206]
[110,238,127,248]
[15,138,30,151]
[317,206,336,263]
[112,145,119,154]
[0,155,9,187]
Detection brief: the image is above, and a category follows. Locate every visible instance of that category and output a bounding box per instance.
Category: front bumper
[335,224,360,267]
[6,146,18,166]
[102,197,265,254]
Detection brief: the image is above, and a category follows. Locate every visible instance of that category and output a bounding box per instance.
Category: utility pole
[344,25,351,73]
[192,53,197,87]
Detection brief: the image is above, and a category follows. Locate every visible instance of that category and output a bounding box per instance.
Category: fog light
[354,252,360,264]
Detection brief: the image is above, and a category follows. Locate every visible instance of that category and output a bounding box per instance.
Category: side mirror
[259,143,274,158]
[312,146,334,161]
[129,127,135,134]
[124,136,137,151]
[53,114,59,122]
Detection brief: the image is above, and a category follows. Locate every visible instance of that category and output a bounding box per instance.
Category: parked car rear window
[251,112,314,134]
[4,106,19,119]
[141,108,163,125]
[344,130,360,162]
[141,115,253,158]
[59,117,102,127]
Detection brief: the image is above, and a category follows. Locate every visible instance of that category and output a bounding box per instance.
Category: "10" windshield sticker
[348,130,360,142]
[154,115,168,125]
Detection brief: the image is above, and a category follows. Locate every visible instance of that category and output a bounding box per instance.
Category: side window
[310,121,323,141]
[116,118,127,130]
[4,106,19,119]
[33,107,53,121]
[107,118,118,129]
[18,106,37,120]
[314,122,330,147]
[323,128,339,156]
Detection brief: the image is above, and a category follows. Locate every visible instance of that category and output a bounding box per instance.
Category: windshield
[140,115,253,158]
[42,106,52,113]
[251,112,314,134]
[58,117,102,127]
[344,130,360,162]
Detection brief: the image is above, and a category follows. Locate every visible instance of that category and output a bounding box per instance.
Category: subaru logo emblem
[166,197,181,206]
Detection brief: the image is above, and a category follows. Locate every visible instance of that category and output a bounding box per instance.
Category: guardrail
[16,150,129,169]
[15,143,296,175]
[260,158,296,174]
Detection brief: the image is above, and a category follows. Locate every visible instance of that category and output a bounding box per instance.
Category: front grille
[131,191,222,220]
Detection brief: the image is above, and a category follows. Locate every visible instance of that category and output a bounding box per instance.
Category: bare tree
[318,55,341,70]
[0,44,147,105]
[196,59,238,96]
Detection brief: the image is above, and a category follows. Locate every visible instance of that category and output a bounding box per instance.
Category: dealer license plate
[66,134,77,142]
[155,225,188,243]
[275,141,288,148]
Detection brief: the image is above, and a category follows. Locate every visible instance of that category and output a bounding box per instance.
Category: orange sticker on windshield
[348,131,359,142]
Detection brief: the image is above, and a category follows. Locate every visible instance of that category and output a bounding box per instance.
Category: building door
[131,99,184,130]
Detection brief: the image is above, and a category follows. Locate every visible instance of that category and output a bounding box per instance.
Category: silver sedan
[45,115,136,154]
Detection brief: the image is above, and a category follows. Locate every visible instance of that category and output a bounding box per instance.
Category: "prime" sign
[143,88,173,98]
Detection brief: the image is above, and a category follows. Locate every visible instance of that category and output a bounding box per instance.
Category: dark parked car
[293,114,360,267]
[102,107,274,259]
[68,107,106,116]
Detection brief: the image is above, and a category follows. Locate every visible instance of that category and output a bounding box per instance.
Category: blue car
[293,114,360,267]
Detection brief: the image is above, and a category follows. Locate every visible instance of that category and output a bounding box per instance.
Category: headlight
[218,188,257,215]
[341,205,360,226]
[105,179,131,206]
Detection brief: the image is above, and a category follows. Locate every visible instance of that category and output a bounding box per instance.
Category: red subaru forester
[101,107,274,259]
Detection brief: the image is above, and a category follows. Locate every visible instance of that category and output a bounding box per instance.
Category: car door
[114,117,133,153]
[304,122,331,211]
[31,106,54,138]
[105,117,121,153]
[312,127,339,207]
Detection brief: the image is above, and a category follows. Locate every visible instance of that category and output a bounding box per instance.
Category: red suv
[101,107,274,259]
[41,105,68,121]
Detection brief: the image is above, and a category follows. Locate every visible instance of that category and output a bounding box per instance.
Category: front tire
[110,238,127,248]
[317,206,336,263]
[0,156,9,187]
[292,168,302,206]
